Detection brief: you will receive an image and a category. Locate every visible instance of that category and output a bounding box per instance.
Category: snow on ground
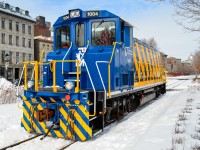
[0,78,22,104]
[0,76,199,150]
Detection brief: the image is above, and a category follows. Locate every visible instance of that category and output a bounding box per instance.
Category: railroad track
[166,80,183,87]
[0,134,42,150]
[166,79,188,91]
[58,141,77,150]
[0,134,77,150]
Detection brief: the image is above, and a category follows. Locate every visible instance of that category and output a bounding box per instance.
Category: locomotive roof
[54,9,133,27]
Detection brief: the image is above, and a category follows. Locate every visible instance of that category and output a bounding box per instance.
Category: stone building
[0,2,35,81]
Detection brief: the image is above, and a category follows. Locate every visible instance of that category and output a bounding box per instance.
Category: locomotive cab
[20,9,166,141]
[44,9,134,92]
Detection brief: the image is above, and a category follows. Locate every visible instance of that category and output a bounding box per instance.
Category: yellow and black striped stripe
[21,96,92,141]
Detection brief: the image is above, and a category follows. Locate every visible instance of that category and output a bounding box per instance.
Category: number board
[86,11,99,17]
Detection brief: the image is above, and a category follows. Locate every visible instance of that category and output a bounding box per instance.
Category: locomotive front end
[21,60,92,141]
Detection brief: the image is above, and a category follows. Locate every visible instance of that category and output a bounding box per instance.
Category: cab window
[76,23,85,47]
[91,21,115,46]
[56,26,70,49]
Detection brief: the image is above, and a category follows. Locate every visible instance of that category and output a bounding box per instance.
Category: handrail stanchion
[75,60,80,93]
[108,62,111,98]
[84,61,96,117]
[62,42,72,74]
[24,63,28,90]
[107,42,122,98]
[52,60,57,92]
[34,61,39,92]
[96,61,109,113]
[39,46,49,63]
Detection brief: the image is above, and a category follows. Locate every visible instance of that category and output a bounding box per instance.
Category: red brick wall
[34,25,51,37]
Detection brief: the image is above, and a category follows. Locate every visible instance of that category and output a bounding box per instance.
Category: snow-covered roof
[0,2,35,22]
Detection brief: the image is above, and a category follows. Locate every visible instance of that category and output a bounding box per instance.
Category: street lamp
[5,53,9,80]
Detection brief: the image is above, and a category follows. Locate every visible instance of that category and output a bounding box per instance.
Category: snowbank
[0,78,22,104]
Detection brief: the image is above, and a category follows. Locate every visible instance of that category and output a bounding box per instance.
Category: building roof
[0,2,35,22]
[34,36,53,44]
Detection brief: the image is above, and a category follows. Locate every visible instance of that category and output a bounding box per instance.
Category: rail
[39,45,51,63]
[23,60,80,93]
[96,61,108,113]
[107,42,122,97]
[135,60,166,83]
[84,61,96,117]
[107,41,166,97]
[62,42,72,74]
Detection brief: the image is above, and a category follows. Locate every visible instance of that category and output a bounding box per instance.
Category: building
[34,16,53,81]
[34,16,51,37]
[160,52,167,68]
[34,36,53,62]
[0,2,35,81]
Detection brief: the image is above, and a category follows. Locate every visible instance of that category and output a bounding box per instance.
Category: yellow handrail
[23,60,80,93]
[52,60,80,93]
[52,60,57,92]
[24,63,28,90]
[39,45,50,63]
[108,63,111,97]
[75,60,80,93]
[34,61,39,91]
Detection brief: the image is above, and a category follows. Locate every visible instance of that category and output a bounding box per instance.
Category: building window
[9,20,12,30]
[29,54,31,61]
[1,18,5,29]
[47,45,49,50]
[16,22,19,32]
[22,38,25,47]
[1,33,5,44]
[9,35,12,45]
[9,52,12,64]
[16,52,19,63]
[2,51,5,63]
[16,36,19,46]
[22,53,26,62]
[22,24,25,34]
[28,39,31,48]
[28,25,31,35]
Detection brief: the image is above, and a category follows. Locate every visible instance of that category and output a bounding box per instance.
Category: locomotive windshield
[76,23,85,47]
[91,21,115,46]
[56,26,70,49]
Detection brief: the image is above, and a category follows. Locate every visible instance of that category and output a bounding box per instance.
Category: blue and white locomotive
[21,9,166,141]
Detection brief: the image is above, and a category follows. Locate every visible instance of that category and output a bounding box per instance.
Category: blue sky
[4,0,199,60]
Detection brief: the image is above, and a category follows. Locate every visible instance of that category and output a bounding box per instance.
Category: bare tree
[141,37,158,49]
[146,0,200,32]
[192,50,200,73]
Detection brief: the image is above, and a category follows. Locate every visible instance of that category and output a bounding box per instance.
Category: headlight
[70,10,80,18]
[64,82,74,90]
[27,80,34,88]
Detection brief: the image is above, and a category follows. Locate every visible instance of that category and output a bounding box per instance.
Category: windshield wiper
[97,20,104,28]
